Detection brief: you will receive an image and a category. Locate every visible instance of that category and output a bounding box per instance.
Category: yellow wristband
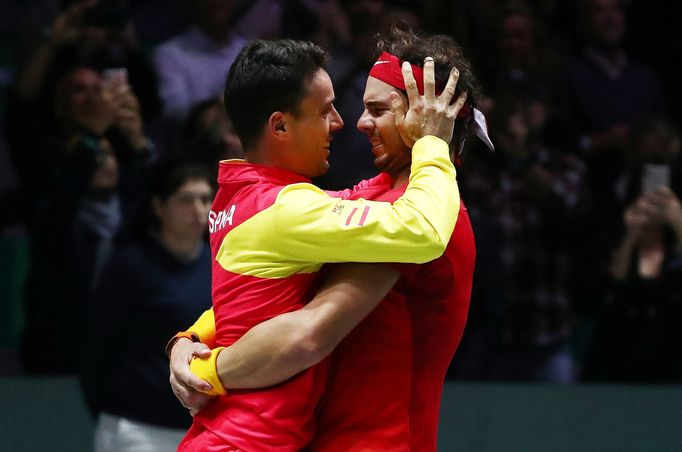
[189,346,227,396]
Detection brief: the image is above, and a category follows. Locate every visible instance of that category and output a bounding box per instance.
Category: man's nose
[357,110,372,132]
[330,106,344,131]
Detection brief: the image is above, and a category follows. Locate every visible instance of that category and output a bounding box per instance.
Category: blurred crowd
[0,0,681,394]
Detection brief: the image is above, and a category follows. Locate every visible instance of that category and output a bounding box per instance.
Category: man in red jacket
[167,33,469,451]
[170,28,492,451]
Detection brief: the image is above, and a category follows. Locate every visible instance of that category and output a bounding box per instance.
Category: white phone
[641,163,670,194]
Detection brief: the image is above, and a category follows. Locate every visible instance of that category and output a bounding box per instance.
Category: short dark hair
[223,39,328,150]
[133,159,214,234]
[150,159,214,202]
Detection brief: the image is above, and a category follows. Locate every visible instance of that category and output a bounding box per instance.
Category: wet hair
[374,25,482,148]
[374,25,482,109]
[223,39,328,150]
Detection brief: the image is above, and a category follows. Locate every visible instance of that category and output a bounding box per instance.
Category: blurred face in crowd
[153,178,214,241]
[499,13,533,67]
[283,69,344,178]
[357,76,411,177]
[194,0,236,34]
[584,0,625,48]
[54,67,103,125]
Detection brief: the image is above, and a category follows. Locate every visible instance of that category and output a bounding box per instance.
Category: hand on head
[390,57,468,147]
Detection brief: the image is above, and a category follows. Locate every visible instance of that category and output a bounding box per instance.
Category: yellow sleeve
[186,308,216,345]
[218,135,459,272]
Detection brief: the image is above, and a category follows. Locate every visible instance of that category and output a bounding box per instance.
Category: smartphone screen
[641,163,670,194]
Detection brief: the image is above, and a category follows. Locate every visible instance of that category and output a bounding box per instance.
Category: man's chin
[313,161,330,178]
[373,155,388,172]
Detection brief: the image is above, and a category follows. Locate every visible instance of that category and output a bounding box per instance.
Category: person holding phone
[10,62,156,373]
[583,118,682,382]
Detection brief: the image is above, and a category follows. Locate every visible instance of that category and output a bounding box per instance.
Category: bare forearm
[609,234,637,281]
[216,310,323,389]
[216,263,400,389]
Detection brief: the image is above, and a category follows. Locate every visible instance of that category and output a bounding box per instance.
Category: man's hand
[391,57,468,147]
[169,338,215,415]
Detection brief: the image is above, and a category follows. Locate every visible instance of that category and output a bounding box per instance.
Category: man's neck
[585,45,628,79]
[158,229,202,261]
[200,26,232,47]
[389,169,410,189]
[586,42,624,62]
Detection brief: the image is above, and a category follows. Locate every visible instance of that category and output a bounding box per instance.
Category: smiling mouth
[370,141,384,156]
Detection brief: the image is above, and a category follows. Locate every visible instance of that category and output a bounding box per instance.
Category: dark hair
[126,159,214,237]
[223,39,328,150]
[374,25,482,109]
[150,159,214,203]
[374,26,482,148]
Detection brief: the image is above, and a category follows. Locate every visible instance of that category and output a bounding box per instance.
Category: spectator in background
[14,0,161,123]
[486,1,559,106]
[552,0,667,342]
[583,118,682,382]
[556,0,664,165]
[451,92,588,383]
[153,0,246,122]
[79,160,214,452]
[8,57,156,373]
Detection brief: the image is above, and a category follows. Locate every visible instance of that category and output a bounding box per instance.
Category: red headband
[368,51,471,118]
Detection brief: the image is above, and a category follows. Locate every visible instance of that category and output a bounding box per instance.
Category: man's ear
[268,111,287,138]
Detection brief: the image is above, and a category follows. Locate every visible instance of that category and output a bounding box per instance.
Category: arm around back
[192,263,400,390]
